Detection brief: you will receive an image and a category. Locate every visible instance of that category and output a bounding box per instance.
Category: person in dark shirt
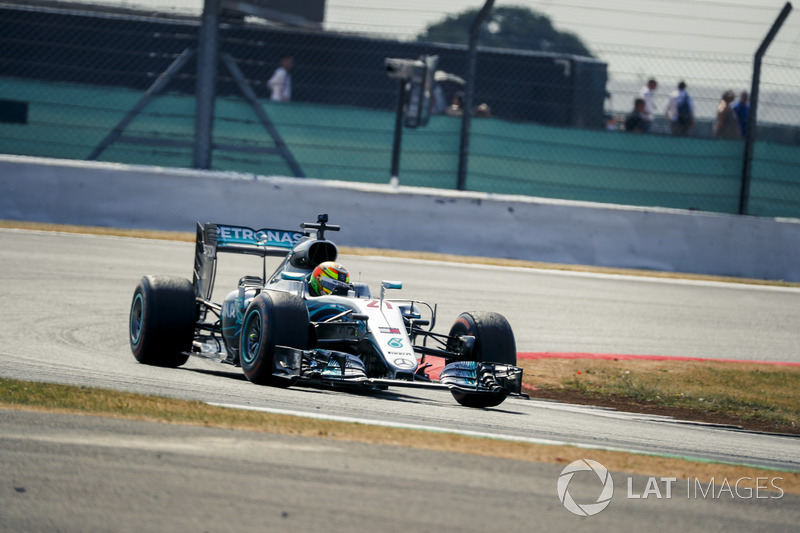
[624,98,647,133]
[715,90,740,139]
[731,91,749,138]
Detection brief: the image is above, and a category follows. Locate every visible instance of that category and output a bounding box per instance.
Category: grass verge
[521,358,800,435]
[0,377,797,495]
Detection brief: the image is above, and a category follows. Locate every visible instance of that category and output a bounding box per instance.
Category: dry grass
[1,377,797,495]
[521,358,800,431]
[0,220,195,243]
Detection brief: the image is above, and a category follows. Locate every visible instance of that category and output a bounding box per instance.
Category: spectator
[431,83,447,115]
[638,78,658,132]
[474,103,492,118]
[731,91,749,137]
[267,55,293,102]
[624,98,647,133]
[714,90,740,139]
[665,81,694,136]
[445,91,464,117]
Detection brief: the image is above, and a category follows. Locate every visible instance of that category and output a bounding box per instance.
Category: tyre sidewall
[130,278,153,363]
[240,295,273,383]
[240,291,309,385]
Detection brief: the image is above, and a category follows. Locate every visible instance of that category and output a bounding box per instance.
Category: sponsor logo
[379,327,402,335]
[557,459,614,517]
[387,338,403,348]
[217,226,303,248]
[393,358,415,368]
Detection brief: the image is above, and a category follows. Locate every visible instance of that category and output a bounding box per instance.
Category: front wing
[272,346,524,399]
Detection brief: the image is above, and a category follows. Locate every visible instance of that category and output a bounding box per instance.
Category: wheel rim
[242,310,261,365]
[130,293,144,345]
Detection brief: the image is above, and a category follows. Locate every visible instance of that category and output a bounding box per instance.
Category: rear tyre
[446,311,517,408]
[240,291,309,386]
[129,275,196,367]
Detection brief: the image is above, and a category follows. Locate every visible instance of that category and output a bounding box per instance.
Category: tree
[417,6,593,58]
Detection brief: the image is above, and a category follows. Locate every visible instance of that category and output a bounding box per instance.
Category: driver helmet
[309,261,352,296]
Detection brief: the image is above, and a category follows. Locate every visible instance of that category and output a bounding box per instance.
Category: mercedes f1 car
[129,214,524,408]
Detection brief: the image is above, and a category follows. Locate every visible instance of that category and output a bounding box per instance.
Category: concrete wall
[2,154,799,282]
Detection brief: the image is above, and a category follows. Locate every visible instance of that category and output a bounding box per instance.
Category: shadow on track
[179,365,528,413]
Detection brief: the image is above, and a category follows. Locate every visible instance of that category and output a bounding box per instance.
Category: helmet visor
[318,276,352,296]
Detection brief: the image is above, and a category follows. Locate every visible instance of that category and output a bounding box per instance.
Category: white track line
[209,401,687,458]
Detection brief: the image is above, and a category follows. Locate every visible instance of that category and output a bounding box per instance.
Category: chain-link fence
[1,0,799,218]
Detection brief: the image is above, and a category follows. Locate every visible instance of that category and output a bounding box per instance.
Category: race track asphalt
[2,410,798,533]
[1,228,799,531]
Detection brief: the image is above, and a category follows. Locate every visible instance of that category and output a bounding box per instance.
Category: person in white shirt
[638,78,657,132]
[267,56,293,102]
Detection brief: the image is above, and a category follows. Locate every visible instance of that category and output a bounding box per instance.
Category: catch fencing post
[739,2,792,215]
[456,0,494,191]
[193,0,221,170]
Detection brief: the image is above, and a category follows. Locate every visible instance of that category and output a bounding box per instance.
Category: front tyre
[129,275,196,367]
[445,311,517,408]
[447,311,517,365]
[451,385,507,409]
[240,291,309,386]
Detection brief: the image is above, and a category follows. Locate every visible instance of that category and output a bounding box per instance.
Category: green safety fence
[1,77,799,218]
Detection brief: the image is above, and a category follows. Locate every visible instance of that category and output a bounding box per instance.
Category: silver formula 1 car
[129,214,524,408]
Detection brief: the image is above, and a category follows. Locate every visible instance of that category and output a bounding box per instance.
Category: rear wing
[193,222,304,300]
